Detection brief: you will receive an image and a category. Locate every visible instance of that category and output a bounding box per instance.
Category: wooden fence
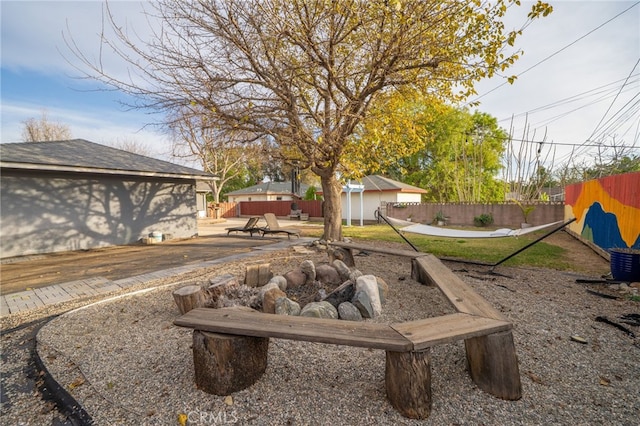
[208,200,323,219]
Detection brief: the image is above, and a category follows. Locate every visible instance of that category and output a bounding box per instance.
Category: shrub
[474,213,494,227]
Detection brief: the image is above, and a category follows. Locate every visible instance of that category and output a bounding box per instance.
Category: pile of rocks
[259,258,389,321]
[174,258,389,322]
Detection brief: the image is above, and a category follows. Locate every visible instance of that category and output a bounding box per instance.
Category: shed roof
[359,175,427,193]
[334,175,427,194]
[0,139,216,180]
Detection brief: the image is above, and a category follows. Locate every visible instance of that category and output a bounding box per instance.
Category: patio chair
[226,216,261,236]
[259,213,301,239]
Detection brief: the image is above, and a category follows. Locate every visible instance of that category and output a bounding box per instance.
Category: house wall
[565,172,640,251]
[0,170,198,258]
[341,191,422,221]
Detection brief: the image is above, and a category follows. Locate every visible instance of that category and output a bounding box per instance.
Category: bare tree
[110,137,155,157]
[21,111,71,142]
[67,0,552,240]
[169,107,264,203]
[503,115,557,202]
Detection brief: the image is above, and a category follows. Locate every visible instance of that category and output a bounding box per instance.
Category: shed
[340,175,427,221]
[0,139,216,258]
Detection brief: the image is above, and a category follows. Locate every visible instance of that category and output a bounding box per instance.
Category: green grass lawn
[305,224,573,270]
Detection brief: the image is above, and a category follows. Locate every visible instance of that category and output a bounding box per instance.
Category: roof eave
[0,162,218,180]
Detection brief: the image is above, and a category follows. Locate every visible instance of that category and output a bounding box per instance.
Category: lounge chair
[259,213,301,239]
[226,216,261,236]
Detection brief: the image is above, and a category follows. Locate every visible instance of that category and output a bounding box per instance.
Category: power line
[468,1,640,105]
[508,137,640,149]
[587,58,640,142]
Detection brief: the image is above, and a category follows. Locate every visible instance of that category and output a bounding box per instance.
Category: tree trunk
[192,330,269,395]
[385,349,432,419]
[173,285,209,315]
[320,174,343,241]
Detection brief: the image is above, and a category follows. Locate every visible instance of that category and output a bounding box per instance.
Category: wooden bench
[175,307,518,419]
[174,242,522,420]
[329,243,522,400]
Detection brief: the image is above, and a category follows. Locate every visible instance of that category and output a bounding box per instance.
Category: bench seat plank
[174,307,412,352]
[329,242,429,259]
[391,313,512,351]
[414,255,506,320]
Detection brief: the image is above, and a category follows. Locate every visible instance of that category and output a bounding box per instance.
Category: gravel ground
[3,241,640,425]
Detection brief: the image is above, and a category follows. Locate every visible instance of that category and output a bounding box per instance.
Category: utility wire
[587,58,640,142]
[469,2,640,105]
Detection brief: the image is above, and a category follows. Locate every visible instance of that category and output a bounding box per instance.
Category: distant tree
[110,137,155,157]
[169,107,265,203]
[21,111,71,142]
[353,94,507,202]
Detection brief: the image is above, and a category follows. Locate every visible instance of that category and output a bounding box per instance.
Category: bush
[474,213,494,227]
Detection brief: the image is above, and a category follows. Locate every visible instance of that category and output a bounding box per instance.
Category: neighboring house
[340,175,427,221]
[0,139,216,258]
[225,181,309,202]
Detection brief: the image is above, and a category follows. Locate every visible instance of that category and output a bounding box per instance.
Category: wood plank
[414,255,505,320]
[174,307,412,352]
[391,313,512,351]
[329,242,429,259]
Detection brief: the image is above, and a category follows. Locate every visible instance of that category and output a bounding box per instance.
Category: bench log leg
[385,349,432,419]
[192,330,269,395]
[464,330,522,400]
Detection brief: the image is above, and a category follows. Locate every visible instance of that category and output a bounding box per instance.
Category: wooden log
[244,263,273,287]
[208,274,240,303]
[192,330,269,395]
[385,349,432,419]
[411,259,434,286]
[173,285,208,315]
[465,330,522,400]
[328,247,355,268]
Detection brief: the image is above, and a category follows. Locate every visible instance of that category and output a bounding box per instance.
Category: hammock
[386,216,565,239]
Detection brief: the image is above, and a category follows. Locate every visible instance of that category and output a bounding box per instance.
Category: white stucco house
[340,175,427,221]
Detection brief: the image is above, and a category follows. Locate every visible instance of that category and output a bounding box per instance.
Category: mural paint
[565,171,640,251]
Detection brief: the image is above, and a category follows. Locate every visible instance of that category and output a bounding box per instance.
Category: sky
[1,0,639,172]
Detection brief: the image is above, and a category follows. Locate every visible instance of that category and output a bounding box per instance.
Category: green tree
[69,0,552,240]
[355,97,508,202]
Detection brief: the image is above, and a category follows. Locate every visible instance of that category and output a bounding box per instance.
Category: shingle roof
[0,139,215,180]
[226,181,310,196]
[352,175,427,193]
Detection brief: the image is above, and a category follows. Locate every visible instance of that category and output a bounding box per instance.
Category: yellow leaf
[68,377,85,390]
[177,413,188,426]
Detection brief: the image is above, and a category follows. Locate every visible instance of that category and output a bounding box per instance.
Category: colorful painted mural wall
[565,171,640,251]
